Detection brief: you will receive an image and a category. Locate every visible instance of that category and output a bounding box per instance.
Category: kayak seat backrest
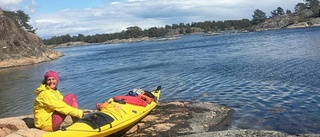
[79,112,114,129]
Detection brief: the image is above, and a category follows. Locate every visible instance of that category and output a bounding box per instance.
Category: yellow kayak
[43,86,161,137]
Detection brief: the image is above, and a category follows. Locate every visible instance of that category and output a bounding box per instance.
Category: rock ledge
[1,101,319,137]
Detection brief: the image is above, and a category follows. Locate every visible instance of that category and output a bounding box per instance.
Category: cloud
[0,0,37,13]
[29,0,303,38]
[0,0,23,6]
[0,0,24,10]
[25,0,36,13]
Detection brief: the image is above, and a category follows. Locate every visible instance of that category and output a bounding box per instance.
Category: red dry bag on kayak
[113,96,148,107]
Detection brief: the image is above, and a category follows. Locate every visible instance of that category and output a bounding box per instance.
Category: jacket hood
[35,84,50,95]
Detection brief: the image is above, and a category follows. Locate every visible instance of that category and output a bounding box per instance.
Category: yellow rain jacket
[33,84,83,131]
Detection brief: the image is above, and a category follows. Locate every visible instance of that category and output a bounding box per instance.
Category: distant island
[42,6,320,47]
[47,8,320,48]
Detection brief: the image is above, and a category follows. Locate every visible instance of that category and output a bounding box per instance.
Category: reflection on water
[0,65,48,117]
[1,27,320,134]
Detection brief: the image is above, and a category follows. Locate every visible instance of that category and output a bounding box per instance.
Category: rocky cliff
[0,9,63,69]
[252,9,320,31]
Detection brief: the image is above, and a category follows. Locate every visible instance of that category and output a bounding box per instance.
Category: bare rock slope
[0,9,63,69]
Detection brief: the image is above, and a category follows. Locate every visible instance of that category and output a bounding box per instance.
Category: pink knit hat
[44,70,59,83]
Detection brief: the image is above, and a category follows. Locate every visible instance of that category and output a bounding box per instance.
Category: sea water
[0,27,320,134]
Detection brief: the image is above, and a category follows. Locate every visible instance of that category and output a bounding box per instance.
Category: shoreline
[48,23,320,49]
[0,50,64,69]
[0,101,320,137]
[1,25,320,69]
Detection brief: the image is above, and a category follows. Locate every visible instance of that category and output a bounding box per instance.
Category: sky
[0,0,304,39]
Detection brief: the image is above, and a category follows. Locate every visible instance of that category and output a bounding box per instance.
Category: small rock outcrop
[123,101,233,137]
[0,9,63,69]
[0,115,44,137]
[252,9,320,31]
[182,129,320,137]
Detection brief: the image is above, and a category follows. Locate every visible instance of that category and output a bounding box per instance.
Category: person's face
[46,77,58,89]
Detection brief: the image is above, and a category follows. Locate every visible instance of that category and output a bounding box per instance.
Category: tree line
[2,0,319,45]
[44,0,319,45]
[2,9,36,33]
[43,19,254,45]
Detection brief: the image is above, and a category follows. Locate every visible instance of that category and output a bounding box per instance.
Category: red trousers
[51,93,79,131]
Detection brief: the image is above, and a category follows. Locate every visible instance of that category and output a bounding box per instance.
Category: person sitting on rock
[33,70,83,131]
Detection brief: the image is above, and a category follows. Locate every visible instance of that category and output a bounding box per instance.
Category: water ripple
[1,27,320,134]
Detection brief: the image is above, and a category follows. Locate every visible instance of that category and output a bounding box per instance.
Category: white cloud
[25,0,36,13]
[128,0,145,2]
[0,0,23,6]
[0,0,24,10]
[111,2,122,5]
[0,0,37,13]
[28,0,303,38]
